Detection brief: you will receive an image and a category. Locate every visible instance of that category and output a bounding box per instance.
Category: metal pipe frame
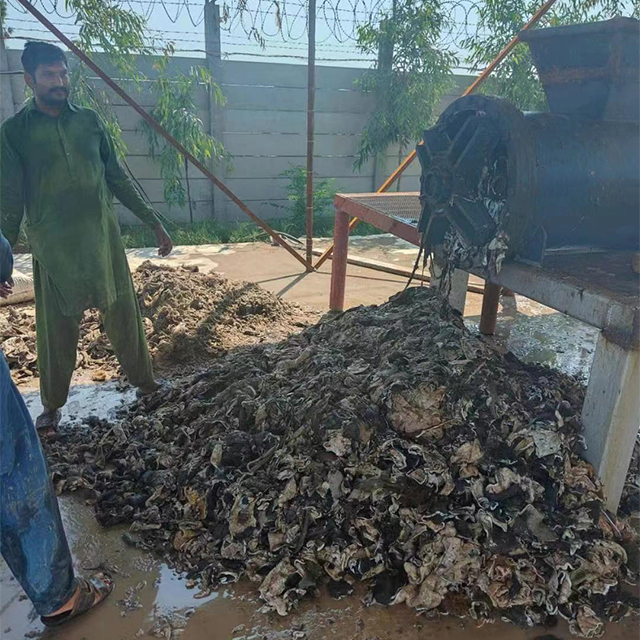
[328,194,486,311]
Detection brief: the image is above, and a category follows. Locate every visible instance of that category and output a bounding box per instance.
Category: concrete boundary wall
[3,48,472,224]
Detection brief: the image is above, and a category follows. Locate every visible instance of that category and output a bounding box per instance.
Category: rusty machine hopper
[416,17,640,270]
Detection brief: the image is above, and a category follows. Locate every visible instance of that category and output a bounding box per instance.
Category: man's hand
[0,277,14,299]
[154,225,173,257]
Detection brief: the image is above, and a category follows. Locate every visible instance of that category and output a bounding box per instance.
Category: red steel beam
[333,194,420,246]
[329,207,349,311]
[328,196,487,308]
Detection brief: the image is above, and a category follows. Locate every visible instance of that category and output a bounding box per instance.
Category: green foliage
[228,221,272,243]
[354,0,637,165]
[117,165,340,248]
[141,61,228,216]
[118,215,381,249]
[283,166,337,224]
[354,0,457,170]
[266,166,338,237]
[58,2,230,213]
[462,0,637,111]
[118,165,380,247]
[65,0,152,76]
[63,0,155,158]
[120,219,223,248]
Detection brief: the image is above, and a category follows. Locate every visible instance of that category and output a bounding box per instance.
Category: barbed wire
[6,0,486,48]
[5,15,378,52]
[1,33,379,62]
[6,21,382,56]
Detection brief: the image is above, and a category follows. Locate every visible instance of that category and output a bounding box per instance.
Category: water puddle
[152,565,219,614]
[466,295,598,380]
[20,380,135,425]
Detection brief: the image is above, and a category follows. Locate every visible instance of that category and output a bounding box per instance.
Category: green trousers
[34,262,155,410]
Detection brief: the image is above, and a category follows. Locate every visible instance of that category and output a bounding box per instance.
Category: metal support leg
[429,248,469,314]
[480,282,502,335]
[329,208,350,311]
[448,269,470,314]
[582,333,640,512]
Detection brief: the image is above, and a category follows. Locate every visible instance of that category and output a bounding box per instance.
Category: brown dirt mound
[44,287,638,637]
[0,261,319,380]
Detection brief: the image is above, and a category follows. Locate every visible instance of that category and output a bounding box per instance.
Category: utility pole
[373,12,393,192]
[205,0,224,219]
[305,0,316,271]
[375,0,396,191]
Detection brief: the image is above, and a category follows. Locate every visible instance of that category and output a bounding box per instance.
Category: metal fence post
[306,0,316,271]
[205,0,225,220]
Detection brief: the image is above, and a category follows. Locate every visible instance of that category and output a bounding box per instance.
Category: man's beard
[40,87,69,106]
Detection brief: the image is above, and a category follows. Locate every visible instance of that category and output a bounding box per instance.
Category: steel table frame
[329,192,640,512]
[329,193,420,311]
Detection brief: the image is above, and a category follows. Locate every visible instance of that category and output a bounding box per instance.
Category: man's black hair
[21,41,67,78]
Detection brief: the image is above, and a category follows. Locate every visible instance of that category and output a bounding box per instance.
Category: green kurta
[0,100,160,409]
[0,99,160,315]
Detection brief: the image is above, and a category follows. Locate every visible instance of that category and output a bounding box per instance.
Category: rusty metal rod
[460,0,560,97]
[312,249,486,294]
[329,208,350,311]
[313,0,560,270]
[479,282,502,335]
[305,0,316,271]
[14,0,311,270]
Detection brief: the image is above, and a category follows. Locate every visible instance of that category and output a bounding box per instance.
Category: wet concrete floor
[3,238,626,639]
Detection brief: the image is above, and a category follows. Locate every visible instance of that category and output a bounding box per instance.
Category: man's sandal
[41,575,114,627]
[35,409,62,432]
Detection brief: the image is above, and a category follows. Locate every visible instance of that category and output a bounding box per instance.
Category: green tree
[281,165,336,234]
[65,0,155,158]
[262,166,337,236]
[141,60,228,222]
[462,0,638,111]
[354,0,457,187]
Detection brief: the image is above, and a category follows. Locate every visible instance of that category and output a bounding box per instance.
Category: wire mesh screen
[345,193,422,226]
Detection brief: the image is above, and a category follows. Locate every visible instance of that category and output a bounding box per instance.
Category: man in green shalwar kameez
[0,42,173,430]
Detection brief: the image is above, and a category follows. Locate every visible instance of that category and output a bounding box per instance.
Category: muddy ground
[1,239,636,640]
[2,497,637,640]
[5,495,636,640]
[2,385,637,640]
[1,262,318,381]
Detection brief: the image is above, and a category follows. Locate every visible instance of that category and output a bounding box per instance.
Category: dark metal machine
[416,17,640,269]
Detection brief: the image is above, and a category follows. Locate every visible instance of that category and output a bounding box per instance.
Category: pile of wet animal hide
[0,262,317,380]
[44,288,638,637]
